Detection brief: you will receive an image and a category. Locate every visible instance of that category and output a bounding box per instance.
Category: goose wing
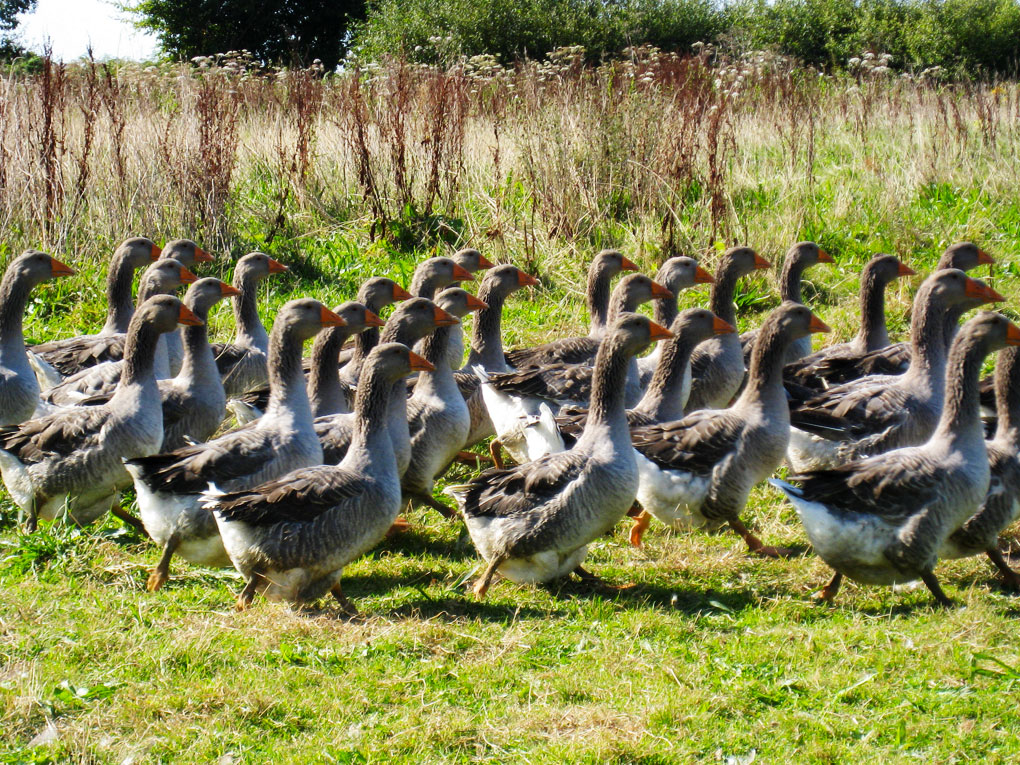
[630,409,745,473]
[457,450,588,520]
[0,406,111,463]
[209,465,366,526]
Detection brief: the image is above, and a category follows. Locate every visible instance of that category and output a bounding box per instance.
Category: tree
[125,0,365,70]
[1,0,35,31]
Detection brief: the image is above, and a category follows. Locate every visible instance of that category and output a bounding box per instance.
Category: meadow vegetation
[2,49,1020,761]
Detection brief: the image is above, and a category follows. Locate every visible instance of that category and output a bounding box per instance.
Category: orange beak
[193,246,214,263]
[219,283,242,298]
[466,294,489,311]
[897,262,917,277]
[977,249,995,266]
[49,257,76,277]
[433,305,460,327]
[650,281,674,301]
[179,267,198,284]
[177,304,204,326]
[808,314,832,334]
[320,305,347,327]
[1006,321,1020,346]
[965,277,1005,303]
[408,350,435,373]
[712,315,736,335]
[817,249,834,263]
[620,256,638,272]
[476,253,494,269]
[392,284,412,301]
[694,265,715,284]
[517,270,540,287]
[452,263,474,281]
[267,258,288,274]
[647,320,673,341]
[753,253,771,270]
[150,243,162,261]
[363,309,385,328]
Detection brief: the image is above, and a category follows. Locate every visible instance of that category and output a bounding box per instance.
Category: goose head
[115,237,162,267]
[435,287,488,319]
[655,256,714,291]
[938,242,994,272]
[8,250,75,288]
[358,276,411,313]
[161,239,214,268]
[183,277,240,317]
[452,248,494,274]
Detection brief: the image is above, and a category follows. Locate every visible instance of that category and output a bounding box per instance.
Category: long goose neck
[347,365,396,468]
[467,285,507,370]
[409,271,437,299]
[710,263,740,326]
[993,347,1020,444]
[633,332,698,421]
[176,308,213,383]
[103,253,137,334]
[414,325,453,394]
[119,319,162,387]
[309,326,352,416]
[905,287,947,383]
[856,266,889,350]
[935,331,989,447]
[587,266,612,338]
[738,323,792,406]
[579,336,632,444]
[779,256,807,303]
[652,296,678,327]
[0,268,32,350]
[264,325,311,418]
[233,272,268,350]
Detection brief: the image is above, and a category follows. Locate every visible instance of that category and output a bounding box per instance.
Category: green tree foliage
[126,0,366,69]
[0,0,36,31]
[353,0,1020,75]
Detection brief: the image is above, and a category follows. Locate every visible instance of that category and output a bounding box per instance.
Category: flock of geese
[1,237,1018,612]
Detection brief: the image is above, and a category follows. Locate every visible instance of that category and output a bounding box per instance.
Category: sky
[15,0,158,61]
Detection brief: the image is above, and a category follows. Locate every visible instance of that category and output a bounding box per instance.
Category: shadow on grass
[378,524,477,562]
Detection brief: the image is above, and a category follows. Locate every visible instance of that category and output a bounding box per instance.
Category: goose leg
[816,571,843,602]
[986,548,1020,592]
[472,556,506,599]
[24,504,38,533]
[236,569,264,611]
[489,439,506,470]
[919,570,955,608]
[330,582,359,617]
[454,450,494,466]
[147,534,180,592]
[384,517,413,538]
[629,511,651,547]
[729,518,796,558]
[111,505,149,538]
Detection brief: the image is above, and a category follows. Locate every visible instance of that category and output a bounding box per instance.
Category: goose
[478,274,674,456]
[548,308,735,462]
[228,302,385,424]
[739,242,833,365]
[28,237,160,384]
[445,248,493,366]
[158,239,215,376]
[447,313,673,597]
[51,278,240,451]
[0,251,75,426]
[125,299,343,591]
[204,343,431,611]
[502,249,635,368]
[792,242,994,387]
[783,254,915,389]
[314,298,459,474]
[786,271,1003,472]
[336,277,412,387]
[38,259,199,407]
[456,265,540,450]
[0,295,202,531]
[403,288,487,513]
[939,345,1020,591]
[771,311,1020,607]
[637,256,715,389]
[409,256,475,299]
[685,246,771,411]
[628,303,830,555]
[212,252,289,397]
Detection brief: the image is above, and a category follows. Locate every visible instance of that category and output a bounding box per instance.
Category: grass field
[3,51,1020,762]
